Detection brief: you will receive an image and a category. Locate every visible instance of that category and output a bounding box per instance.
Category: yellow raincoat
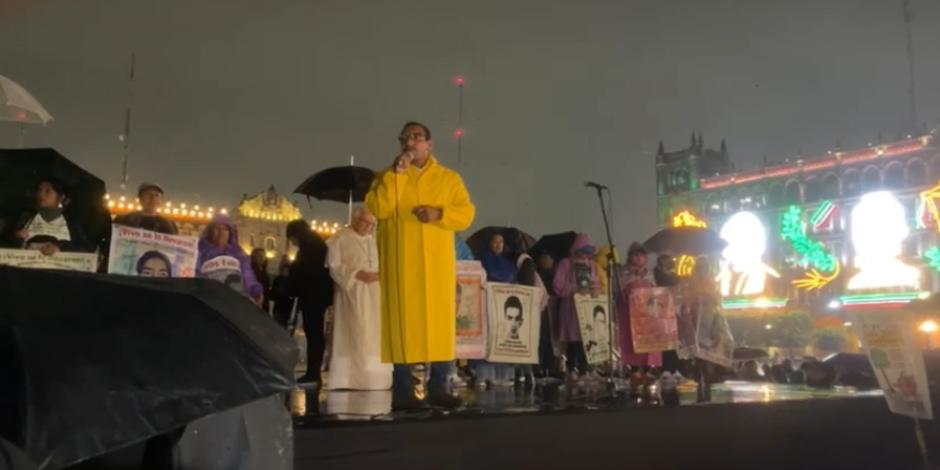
[594,244,621,293]
[365,155,475,363]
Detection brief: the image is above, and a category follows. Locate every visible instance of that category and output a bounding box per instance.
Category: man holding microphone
[365,121,476,410]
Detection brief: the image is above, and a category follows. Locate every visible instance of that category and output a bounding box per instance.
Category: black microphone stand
[588,183,620,395]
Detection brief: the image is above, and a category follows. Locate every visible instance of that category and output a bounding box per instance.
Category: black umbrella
[822,353,874,374]
[465,226,536,258]
[294,166,376,203]
[530,231,578,261]
[642,226,727,255]
[0,148,111,252]
[0,266,297,469]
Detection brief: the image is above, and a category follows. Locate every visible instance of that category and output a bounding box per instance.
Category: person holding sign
[113,182,178,235]
[1,177,92,255]
[552,232,601,380]
[617,243,662,369]
[365,121,476,410]
[196,215,263,306]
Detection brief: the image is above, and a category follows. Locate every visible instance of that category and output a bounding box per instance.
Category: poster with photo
[575,294,611,365]
[456,261,487,359]
[200,256,245,295]
[108,225,198,278]
[0,248,97,272]
[854,310,932,420]
[486,282,541,364]
[694,302,734,368]
[629,287,678,353]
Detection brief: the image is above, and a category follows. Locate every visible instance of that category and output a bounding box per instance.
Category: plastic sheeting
[0,266,297,470]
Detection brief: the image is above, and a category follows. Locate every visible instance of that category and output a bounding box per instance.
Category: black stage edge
[295,397,940,470]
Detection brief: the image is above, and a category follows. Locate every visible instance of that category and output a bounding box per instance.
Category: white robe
[325,228,392,390]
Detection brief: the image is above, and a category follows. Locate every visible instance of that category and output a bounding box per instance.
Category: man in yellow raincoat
[366,121,475,409]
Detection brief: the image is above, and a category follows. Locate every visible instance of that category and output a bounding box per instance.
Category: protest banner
[0,248,97,272]
[854,310,932,420]
[693,302,734,368]
[456,261,487,359]
[629,287,678,353]
[108,225,198,278]
[486,282,541,364]
[575,294,611,365]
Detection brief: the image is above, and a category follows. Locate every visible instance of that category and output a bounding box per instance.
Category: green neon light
[780,205,837,273]
[722,298,788,310]
[810,200,834,227]
[839,291,929,305]
[925,246,940,272]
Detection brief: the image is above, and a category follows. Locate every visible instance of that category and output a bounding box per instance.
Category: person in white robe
[325,207,393,391]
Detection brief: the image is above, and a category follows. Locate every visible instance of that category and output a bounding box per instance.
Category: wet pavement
[290,377,881,425]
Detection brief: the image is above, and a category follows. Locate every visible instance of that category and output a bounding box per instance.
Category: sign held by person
[108,225,198,278]
[575,294,611,365]
[855,310,932,420]
[0,248,97,272]
[486,282,541,364]
[629,287,679,353]
[456,261,487,359]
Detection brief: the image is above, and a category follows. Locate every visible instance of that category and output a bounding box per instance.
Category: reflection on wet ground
[291,379,881,426]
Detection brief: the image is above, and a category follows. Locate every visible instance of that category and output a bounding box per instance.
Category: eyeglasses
[398,133,427,143]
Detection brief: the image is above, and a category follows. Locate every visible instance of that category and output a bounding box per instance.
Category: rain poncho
[196,215,263,299]
[551,233,601,342]
[366,155,475,363]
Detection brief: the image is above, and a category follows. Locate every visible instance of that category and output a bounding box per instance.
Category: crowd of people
[1,120,749,412]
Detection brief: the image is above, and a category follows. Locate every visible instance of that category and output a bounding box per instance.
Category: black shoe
[392,395,428,412]
[427,392,463,409]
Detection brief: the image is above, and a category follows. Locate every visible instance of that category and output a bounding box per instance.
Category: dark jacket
[0,210,94,253]
[288,232,333,312]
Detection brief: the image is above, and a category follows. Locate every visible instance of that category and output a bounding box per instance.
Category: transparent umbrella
[0,74,53,147]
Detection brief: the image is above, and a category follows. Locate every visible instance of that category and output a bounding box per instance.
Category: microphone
[584,181,608,190]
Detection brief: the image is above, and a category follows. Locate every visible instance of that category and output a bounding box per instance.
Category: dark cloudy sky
[2,0,939,247]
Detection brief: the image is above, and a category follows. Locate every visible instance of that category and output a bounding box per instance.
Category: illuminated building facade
[655,130,940,315]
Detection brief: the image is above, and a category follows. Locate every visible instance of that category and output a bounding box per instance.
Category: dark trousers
[273,298,294,330]
[393,362,450,402]
[301,304,327,381]
[538,309,555,374]
[566,342,589,373]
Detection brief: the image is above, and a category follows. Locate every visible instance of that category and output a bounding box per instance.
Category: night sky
[2,0,939,248]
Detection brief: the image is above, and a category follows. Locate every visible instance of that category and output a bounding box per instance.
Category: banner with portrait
[574,294,611,365]
[854,310,932,420]
[486,282,541,364]
[108,225,198,278]
[0,248,97,272]
[456,261,487,359]
[629,287,678,353]
[693,302,734,368]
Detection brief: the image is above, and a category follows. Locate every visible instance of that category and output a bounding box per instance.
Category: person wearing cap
[1,177,92,254]
[112,182,178,235]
